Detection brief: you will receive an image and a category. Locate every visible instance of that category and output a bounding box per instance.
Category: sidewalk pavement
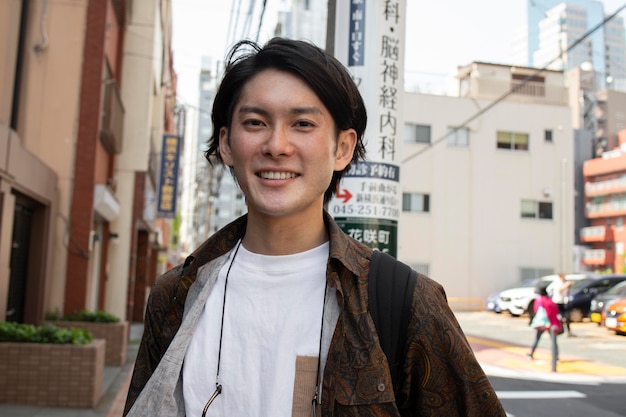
[1,312,625,416]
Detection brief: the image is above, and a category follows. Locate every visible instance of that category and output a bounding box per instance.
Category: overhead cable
[401,3,626,165]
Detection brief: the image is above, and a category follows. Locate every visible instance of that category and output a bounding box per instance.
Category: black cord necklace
[201,240,241,417]
[312,281,328,416]
[201,240,328,417]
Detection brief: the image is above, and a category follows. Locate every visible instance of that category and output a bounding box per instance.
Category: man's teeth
[260,172,297,180]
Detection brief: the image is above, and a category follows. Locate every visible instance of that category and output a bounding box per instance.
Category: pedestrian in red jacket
[527,283,563,371]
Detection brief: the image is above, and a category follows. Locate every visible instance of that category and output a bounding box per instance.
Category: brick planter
[46,320,128,366]
[0,339,105,408]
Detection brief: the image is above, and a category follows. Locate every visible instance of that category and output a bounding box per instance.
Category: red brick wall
[133,230,150,322]
[65,0,125,315]
[47,321,128,366]
[0,340,105,407]
[65,1,107,314]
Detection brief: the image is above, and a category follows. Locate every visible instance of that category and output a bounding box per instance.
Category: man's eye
[295,120,314,128]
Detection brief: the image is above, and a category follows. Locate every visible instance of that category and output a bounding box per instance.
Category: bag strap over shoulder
[368,250,418,391]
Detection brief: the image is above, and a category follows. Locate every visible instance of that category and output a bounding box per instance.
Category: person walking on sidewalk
[527,284,563,372]
[123,37,506,417]
[547,273,574,337]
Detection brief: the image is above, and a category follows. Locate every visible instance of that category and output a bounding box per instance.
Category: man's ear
[219,127,233,166]
[334,129,357,171]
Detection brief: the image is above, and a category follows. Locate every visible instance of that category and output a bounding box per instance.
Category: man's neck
[242,210,328,255]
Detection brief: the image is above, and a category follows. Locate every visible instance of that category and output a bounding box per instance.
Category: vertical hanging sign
[157,134,181,218]
[329,0,406,256]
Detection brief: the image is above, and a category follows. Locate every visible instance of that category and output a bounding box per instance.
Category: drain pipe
[10,0,30,130]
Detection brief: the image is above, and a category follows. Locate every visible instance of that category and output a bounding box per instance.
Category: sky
[171,0,626,104]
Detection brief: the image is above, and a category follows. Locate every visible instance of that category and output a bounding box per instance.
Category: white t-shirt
[548,279,568,304]
[183,241,329,417]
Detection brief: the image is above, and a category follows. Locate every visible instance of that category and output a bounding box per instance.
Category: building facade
[400,62,576,301]
[522,0,626,91]
[0,0,177,324]
[581,131,626,273]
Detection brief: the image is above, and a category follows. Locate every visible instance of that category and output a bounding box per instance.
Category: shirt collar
[182,211,370,287]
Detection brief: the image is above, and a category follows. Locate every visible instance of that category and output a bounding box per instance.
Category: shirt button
[377,383,386,392]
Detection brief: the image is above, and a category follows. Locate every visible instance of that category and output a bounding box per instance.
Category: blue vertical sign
[157,134,181,218]
[349,1,366,66]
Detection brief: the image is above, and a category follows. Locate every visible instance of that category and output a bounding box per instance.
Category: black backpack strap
[368,250,417,392]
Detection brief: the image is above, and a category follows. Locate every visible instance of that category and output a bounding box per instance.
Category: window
[521,200,552,219]
[411,263,430,276]
[447,127,469,147]
[403,193,430,212]
[497,131,529,151]
[405,123,431,144]
[519,267,553,281]
[544,129,553,142]
[511,73,545,97]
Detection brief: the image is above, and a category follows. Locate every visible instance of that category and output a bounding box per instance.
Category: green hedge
[46,309,120,323]
[0,322,93,345]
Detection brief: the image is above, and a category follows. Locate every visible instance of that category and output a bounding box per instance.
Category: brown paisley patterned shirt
[124,212,506,416]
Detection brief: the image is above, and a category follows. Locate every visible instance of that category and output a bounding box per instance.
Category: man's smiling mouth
[258,171,298,180]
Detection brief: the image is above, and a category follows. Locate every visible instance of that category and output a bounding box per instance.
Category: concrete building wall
[400,78,575,302]
[0,0,88,320]
[108,0,160,320]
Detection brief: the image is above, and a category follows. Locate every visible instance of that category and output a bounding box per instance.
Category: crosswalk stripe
[496,390,586,399]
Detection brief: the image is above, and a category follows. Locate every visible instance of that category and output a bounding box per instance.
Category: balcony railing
[579,225,610,242]
[585,176,626,196]
[463,78,568,105]
[586,197,626,217]
[582,249,614,266]
[510,80,545,97]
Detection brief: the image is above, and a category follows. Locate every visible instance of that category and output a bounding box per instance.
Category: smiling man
[124,38,505,417]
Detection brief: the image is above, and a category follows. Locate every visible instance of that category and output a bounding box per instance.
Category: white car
[499,273,588,316]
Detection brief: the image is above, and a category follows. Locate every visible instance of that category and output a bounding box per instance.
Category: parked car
[563,275,626,322]
[500,273,587,317]
[485,291,503,313]
[486,283,523,313]
[602,297,626,335]
[590,280,626,325]
[497,277,546,316]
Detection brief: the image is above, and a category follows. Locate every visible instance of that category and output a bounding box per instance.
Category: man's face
[219,69,356,221]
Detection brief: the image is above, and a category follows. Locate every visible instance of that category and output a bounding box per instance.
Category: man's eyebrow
[237,105,269,117]
[289,106,323,116]
[237,105,323,116]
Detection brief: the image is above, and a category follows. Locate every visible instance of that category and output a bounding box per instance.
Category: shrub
[46,309,120,323]
[0,322,92,345]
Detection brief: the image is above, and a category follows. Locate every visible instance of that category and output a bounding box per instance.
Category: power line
[401,3,626,165]
[255,0,268,43]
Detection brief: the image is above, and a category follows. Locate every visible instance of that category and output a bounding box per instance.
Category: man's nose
[262,127,294,157]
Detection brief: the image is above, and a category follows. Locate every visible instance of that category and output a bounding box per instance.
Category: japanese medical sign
[329,0,405,255]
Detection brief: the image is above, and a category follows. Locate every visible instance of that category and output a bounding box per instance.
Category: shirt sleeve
[398,274,507,416]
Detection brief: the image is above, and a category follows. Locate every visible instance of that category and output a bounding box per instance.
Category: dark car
[589,280,626,325]
[564,275,626,322]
